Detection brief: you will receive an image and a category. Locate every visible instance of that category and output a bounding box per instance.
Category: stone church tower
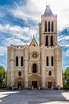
[7,5,63,89]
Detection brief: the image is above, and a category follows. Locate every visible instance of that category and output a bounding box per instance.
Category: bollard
[58,85,60,90]
[39,86,40,90]
[19,86,21,90]
[32,86,33,90]
[51,86,53,90]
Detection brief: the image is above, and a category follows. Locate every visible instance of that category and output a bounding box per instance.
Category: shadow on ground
[0,90,69,104]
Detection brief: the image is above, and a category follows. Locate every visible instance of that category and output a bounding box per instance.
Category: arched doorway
[18,81,22,89]
[48,82,52,88]
[28,74,40,88]
[45,76,55,88]
[32,81,37,88]
[15,77,23,89]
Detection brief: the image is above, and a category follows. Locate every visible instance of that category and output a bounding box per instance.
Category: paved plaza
[0,90,69,104]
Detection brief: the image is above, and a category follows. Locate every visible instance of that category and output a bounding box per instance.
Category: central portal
[48,82,52,88]
[32,81,37,88]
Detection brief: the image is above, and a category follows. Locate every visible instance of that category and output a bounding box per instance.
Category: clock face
[32,53,37,58]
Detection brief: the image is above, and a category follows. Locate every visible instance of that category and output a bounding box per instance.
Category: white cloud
[0,46,7,56]
[58,36,69,41]
[9,0,69,30]
[0,63,5,68]
[0,23,38,57]
[10,0,42,24]
[65,65,69,68]
[0,24,37,41]
[58,30,69,47]
[65,50,69,56]
[3,37,29,46]
[0,24,38,56]
[59,40,69,47]
[61,44,69,47]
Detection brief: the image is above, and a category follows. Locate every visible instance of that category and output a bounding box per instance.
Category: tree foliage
[0,66,6,83]
[63,67,69,79]
[63,67,69,88]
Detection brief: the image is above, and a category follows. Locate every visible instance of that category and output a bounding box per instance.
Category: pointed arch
[21,56,23,66]
[51,56,54,66]
[46,36,48,46]
[51,21,53,32]
[50,36,53,46]
[46,56,49,66]
[32,64,37,73]
[48,21,50,32]
[45,21,47,32]
[16,56,18,66]
[28,74,40,81]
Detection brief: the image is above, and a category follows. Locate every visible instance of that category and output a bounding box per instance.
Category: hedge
[0,83,6,88]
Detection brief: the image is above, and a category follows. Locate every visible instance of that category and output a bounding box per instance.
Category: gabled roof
[29,38,38,46]
[44,5,53,16]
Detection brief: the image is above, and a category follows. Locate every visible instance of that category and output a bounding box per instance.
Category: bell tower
[39,5,57,47]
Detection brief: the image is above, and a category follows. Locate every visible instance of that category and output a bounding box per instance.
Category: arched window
[51,56,54,66]
[16,56,18,66]
[48,21,50,32]
[46,36,48,46]
[21,56,23,66]
[49,71,52,76]
[32,64,37,73]
[18,71,21,76]
[51,21,53,32]
[45,21,47,32]
[50,36,53,46]
[46,56,49,66]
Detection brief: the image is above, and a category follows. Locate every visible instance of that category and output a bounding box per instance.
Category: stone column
[7,48,11,86]
[19,55,21,67]
[38,62,40,73]
[48,36,50,46]
[41,35,45,46]
[24,46,28,88]
[54,47,63,88]
[54,35,57,46]
[54,48,59,87]
[41,46,45,88]
[49,56,51,66]
[10,46,15,86]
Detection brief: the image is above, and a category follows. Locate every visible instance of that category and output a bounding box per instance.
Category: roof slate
[44,5,53,16]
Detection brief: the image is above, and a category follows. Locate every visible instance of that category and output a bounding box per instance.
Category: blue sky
[0,0,69,71]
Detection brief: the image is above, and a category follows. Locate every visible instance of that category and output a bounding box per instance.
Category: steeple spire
[44,4,53,16]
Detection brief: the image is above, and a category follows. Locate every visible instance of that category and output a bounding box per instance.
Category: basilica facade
[7,5,63,89]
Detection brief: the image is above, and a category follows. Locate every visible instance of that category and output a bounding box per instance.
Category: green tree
[63,67,69,88]
[0,66,6,83]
